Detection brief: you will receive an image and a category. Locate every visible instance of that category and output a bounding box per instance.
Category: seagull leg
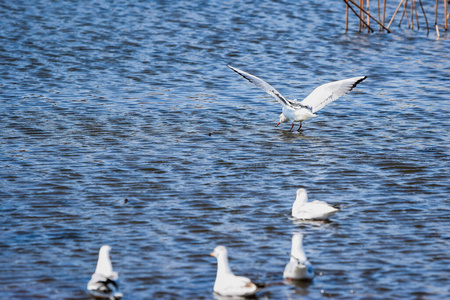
[297,122,302,131]
[289,123,295,132]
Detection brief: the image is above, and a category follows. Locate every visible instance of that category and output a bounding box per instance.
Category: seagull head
[95,245,114,276]
[295,188,308,203]
[99,245,112,262]
[210,245,228,258]
[292,188,308,216]
[277,113,289,126]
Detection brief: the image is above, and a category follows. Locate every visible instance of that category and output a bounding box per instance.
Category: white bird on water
[283,233,314,280]
[87,245,123,300]
[227,65,366,131]
[211,245,264,297]
[292,188,339,220]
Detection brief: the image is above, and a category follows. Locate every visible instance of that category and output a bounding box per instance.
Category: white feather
[300,76,367,113]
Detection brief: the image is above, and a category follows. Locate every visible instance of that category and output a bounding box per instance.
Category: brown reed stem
[399,0,407,27]
[383,0,387,28]
[435,0,438,25]
[367,0,370,33]
[405,0,412,28]
[418,0,429,34]
[347,0,391,32]
[413,0,420,29]
[359,0,363,31]
[445,0,448,30]
[388,0,405,29]
[346,1,349,32]
[345,0,375,32]
[401,0,410,28]
[377,0,381,31]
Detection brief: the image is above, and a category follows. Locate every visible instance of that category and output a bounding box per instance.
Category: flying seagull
[228,65,366,131]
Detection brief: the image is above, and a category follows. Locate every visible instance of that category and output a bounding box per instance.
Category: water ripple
[1,0,449,299]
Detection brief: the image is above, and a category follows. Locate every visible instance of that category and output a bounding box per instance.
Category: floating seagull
[283,233,314,280]
[292,188,339,220]
[87,245,123,300]
[227,65,366,131]
[211,245,264,297]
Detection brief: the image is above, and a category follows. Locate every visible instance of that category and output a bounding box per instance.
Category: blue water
[1,0,449,299]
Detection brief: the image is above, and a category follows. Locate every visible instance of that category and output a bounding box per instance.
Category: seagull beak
[210,252,215,257]
[276,121,281,127]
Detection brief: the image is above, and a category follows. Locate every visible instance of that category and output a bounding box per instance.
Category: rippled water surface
[1,0,449,299]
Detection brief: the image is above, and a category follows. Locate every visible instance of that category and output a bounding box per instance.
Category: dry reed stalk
[418,0,430,34]
[345,0,431,33]
[413,0,420,29]
[445,0,448,30]
[346,0,349,32]
[435,0,439,25]
[359,0,363,31]
[398,0,411,28]
[436,24,440,36]
[405,0,411,28]
[377,0,381,31]
[387,0,405,29]
[345,0,375,32]
[398,0,406,27]
[347,0,392,32]
[367,0,370,33]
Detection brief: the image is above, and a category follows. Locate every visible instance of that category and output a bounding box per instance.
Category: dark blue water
[1,0,449,299]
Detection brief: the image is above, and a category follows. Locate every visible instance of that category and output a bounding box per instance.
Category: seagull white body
[292,188,339,220]
[87,245,123,300]
[283,233,314,280]
[228,65,366,131]
[211,245,263,297]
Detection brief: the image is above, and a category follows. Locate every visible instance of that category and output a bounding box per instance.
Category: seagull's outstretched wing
[300,76,366,113]
[228,65,306,109]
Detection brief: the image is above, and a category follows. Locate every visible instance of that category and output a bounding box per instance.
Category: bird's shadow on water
[275,127,329,144]
[274,123,342,146]
[275,129,309,143]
